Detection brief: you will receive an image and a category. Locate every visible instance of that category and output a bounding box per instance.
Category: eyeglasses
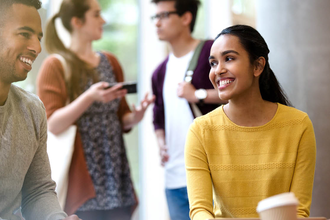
[151,11,179,21]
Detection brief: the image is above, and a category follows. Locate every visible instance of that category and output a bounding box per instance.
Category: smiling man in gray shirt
[0,0,80,219]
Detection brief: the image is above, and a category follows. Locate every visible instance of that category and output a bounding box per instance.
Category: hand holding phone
[104,82,137,94]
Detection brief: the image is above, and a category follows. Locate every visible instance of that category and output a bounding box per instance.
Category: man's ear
[181,11,192,28]
[254,57,266,77]
[71,17,83,30]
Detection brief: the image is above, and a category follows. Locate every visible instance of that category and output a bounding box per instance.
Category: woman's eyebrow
[209,50,239,61]
[221,50,239,56]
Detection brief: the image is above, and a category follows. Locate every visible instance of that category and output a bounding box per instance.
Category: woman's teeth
[219,79,233,87]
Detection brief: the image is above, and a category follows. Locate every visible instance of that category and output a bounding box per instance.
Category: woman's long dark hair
[45,0,98,101]
[215,25,292,106]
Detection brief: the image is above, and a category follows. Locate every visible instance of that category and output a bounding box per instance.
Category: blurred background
[17,0,330,219]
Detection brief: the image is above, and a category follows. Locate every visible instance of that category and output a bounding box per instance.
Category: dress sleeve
[37,56,67,119]
[185,121,214,220]
[21,104,67,220]
[290,116,316,217]
[103,52,132,132]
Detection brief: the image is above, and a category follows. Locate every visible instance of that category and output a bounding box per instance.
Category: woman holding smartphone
[185,25,316,219]
[37,0,154,219]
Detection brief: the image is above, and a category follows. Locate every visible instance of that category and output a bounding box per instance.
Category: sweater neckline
[220,103,280,129]
[0,86,12,114]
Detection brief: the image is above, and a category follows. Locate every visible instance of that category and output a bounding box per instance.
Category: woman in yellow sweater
[185,25,316,219]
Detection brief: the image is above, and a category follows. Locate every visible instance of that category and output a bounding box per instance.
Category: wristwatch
[195,89,207,104]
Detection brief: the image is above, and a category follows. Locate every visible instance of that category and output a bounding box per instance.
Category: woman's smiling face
[209,34,260,102]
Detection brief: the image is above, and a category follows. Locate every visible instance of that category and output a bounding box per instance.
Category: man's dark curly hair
[0,0,42,10]
[151,0,201,33]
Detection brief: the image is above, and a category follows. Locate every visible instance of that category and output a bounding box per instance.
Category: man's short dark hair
[151,0,201,33]
[0,0,41,29]
[0,0,42,10]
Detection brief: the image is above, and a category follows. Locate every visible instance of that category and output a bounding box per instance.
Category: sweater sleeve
[21,103,67,220]
[151,62,166,131]
[36,56,67,119]
[290,116,316,217]
[185,121,214,220]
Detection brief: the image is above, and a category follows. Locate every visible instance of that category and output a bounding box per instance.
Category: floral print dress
[77,53,136,211]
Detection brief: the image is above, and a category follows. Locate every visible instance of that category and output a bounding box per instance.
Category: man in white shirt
[151,0,226,219]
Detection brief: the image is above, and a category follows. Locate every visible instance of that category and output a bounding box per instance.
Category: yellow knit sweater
[185,103,316,219]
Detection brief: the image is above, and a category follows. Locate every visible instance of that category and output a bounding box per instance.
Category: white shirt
[163,51,194,189]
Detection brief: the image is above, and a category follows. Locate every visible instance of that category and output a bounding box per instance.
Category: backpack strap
[183,40,206,118]
[184,40,206,83]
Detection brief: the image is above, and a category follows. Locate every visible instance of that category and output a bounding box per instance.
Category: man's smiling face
[0,3,43,85]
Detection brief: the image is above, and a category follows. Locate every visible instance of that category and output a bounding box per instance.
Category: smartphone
[104,82,137,94]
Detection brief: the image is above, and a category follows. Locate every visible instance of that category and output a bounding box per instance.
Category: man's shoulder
[152,56,169,77]
[203,39,214,47]
[156,56,169,70]
[10,84,45,112]
[192,39,214,81]
[200,39,214,56]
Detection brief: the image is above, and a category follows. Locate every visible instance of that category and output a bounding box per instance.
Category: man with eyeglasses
[150,0,226,219]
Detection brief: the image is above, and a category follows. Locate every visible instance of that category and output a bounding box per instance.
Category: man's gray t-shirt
[0,84,66,220]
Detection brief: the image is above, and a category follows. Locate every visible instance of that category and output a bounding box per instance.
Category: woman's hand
[122,92,155,130]
[48,81,127,135]
[86,81,127,103]
[131,92,156,123]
